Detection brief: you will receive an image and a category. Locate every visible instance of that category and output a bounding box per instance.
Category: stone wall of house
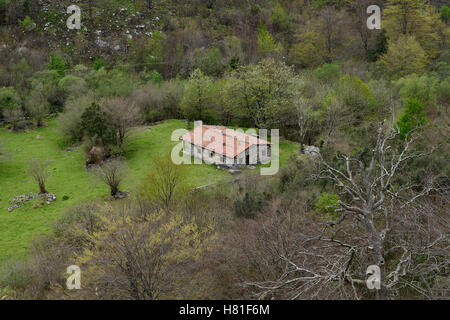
[182,141,272,165]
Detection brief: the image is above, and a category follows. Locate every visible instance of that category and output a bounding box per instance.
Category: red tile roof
[180,125,270,158]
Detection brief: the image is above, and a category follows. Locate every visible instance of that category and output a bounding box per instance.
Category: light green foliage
[58,75,88,98]
[292,31,325,68]
[193,47,224,76]
[76,208,213,299]
[226,58,301,128]
[0,87,21,118]
[380,35,428,78]
[257,21,282,55]
[57,93,95,144]
[272,1,290,31]
[441,5,450,23]
[145,31,164,70]
[18,16,36,31]
[313,64,340,83]
[336,75,377,117]
[383,0,442,57]
[46,53,67,77]
[93,58,104,71]
[85,68,134,97]
[25,82,50,127]
[9,59,31,89]
[181,69,217,123]
[395,75,438,107]
[396,98,426,138]
[315,192,341,220]
[151,70,163,84]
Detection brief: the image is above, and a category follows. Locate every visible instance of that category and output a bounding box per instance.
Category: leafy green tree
[193,47,224,76]
[272,1,290,31]
[257,21,282,55]
[80,102,115,147]
[0,87,21,119]
[181,69,217,123]
[25,83,49,127]
[395,75,438,107]
[315,192,341,220]
[144,31,164,71]
[380,35,428,78]
[384,0,442,57]
[225,59,300,129]
[46,53,67,77]
[93,58,104,71]
[292,31,325,68]
[336,75,377,118]
[313,64,340,83]
[396,98,426,138]
[441,5,450,23]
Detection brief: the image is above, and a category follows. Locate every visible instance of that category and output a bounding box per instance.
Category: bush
[315,192,341,220]
[131,81,184,121]
[57,93,95,144]
[46,53,67,77]
[396,98,426,139]
[0,87,21,119]
[395,75,438,107]
[313,64,340,83]
[18,15,36,31]
[233,192,265,219]
[336,75,377,120]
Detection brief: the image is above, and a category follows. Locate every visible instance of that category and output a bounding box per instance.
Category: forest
[0,0,448,300]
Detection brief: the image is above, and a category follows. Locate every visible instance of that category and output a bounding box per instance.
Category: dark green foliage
[369,29,388,61]
[46,53,67,77]
[80,103,115,147]
[151,70,163,84]
[233,192,265,218]
[315,192,341,220]
[93,58,104,71]
[313,64,340,83]
[396,98,426,139]
[0,87,21,118]
[440,5,449,23]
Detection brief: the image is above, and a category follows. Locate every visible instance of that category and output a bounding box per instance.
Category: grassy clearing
[0,119,299,263]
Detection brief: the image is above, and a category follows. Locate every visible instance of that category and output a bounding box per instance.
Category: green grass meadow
[0,119,298,264]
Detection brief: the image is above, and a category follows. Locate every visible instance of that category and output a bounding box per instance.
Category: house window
[262,148,266,157]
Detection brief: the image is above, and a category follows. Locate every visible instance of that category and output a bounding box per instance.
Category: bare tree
[139,154,185,212]
[101,96,141,148]
[244,122,448,299]
[4,108,23,131]
[92,159,127,197]
[295,97,314,152]
[74,207,209,300]
[28,158,52,194]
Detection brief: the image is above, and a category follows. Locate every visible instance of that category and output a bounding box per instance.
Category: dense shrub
[0,86,21,119]
[233,192,266,219]
[313,64,340,83]
[396,98,426,139]
[315,192,341,220]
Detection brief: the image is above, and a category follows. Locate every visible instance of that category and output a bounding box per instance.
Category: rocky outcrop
[8,193,56,212]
